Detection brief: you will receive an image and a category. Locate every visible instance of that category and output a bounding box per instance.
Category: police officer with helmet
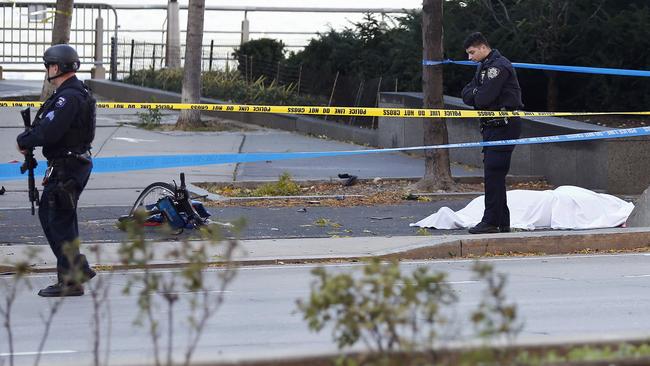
[461,32,524,234]
[16,44,97,297]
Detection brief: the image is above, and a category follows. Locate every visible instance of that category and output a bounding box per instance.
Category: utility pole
[165,0,181,68]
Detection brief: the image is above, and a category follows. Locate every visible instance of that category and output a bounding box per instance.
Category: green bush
[124,68,325,106]
[136,108,163,129]
[233,38,286,82]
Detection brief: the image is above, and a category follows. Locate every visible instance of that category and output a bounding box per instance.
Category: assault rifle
[20,108,39,215]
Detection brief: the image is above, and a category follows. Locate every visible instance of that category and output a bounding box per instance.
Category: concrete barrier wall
[86,80,650,194]
[85,80,378,147]
[378,92,650,194]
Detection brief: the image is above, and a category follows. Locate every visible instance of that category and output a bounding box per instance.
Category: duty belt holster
[481,117,509,128]
[45,159,78,210]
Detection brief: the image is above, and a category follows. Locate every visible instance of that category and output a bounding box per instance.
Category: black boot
[73,254,97,284]
[469,222,500,234]
[82,266,97,283]
[38,282,84,297]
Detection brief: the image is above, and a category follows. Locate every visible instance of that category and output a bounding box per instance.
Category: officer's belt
[48,151,92,166]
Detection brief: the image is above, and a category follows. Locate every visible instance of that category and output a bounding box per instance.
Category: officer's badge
[480,71,486,83]
[46,111,55,121]
[55,97,66,108]
[487,67,500,79]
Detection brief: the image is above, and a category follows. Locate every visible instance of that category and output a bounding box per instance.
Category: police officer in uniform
[461,32,523,234]
[16,44,97,296]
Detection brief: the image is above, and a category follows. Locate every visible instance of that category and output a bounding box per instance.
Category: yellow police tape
[1,100,649,118]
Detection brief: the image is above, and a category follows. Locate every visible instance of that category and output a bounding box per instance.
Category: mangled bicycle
[118,172,212,232]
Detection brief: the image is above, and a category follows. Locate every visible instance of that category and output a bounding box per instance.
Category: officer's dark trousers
[481,149,513,227]
[38,158,93,281]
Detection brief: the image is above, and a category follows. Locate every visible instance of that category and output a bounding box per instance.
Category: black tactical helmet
[43,44,80,73]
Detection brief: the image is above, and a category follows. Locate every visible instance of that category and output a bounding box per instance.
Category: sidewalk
[0,79,41,98]
[2,227,650,273]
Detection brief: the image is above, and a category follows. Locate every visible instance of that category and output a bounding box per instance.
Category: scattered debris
[297,208,307,212]
[202,179,553,208]
[0,186,5,195]
[338,173,358,187]
[403,193,419,200]
[369,216,392,220]
[314,218,341,228]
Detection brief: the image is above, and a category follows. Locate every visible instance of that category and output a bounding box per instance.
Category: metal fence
[114,39,237,79]
[0,1,117,73]
[1,3,413,78]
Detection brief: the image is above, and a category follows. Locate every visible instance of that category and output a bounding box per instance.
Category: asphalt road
[2,253,650,365]
[0,199,470,245]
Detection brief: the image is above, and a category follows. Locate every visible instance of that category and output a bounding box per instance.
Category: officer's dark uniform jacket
[461,49,523,151]
[17,76,95,159]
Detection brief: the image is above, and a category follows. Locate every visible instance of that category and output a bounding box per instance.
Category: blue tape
[423,59,650,77]
[2,127,649,181]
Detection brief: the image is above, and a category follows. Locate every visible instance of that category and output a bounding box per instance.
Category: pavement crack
[94,125,122,157]
[232,134,247,182]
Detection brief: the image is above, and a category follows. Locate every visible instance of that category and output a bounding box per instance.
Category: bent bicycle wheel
[128,182,176,217]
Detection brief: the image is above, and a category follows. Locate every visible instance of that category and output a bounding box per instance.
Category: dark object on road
[338,173,358,187]
[0,186,5,195]
[118,172,211,232]
[19,108,39,215]
[403,193,419,200]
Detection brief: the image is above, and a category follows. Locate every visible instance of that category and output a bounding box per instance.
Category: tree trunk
[176,0,206,129]
[41,0,74,100]
[545,70,559,111]
[416,0,453,191]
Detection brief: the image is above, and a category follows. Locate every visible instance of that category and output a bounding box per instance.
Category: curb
[380,228,650,259]
[140,334,650,366]
[4,228,650,274]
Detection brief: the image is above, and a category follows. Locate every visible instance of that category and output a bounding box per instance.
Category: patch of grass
[515,343,650,365]
[416,227,432,236]
[252,172,301,196]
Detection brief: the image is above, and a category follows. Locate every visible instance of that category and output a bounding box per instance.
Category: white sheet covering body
[410,186,634,230]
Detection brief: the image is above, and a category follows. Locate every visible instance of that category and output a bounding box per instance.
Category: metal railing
[0,2,117,74]
[1,3,415,78]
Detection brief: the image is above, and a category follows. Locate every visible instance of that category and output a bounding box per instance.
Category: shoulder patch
[55,96,66,108]
[487,67,500,79]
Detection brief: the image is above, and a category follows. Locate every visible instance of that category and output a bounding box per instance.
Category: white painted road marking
[112,137,156,143]
[0,350,77,357]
